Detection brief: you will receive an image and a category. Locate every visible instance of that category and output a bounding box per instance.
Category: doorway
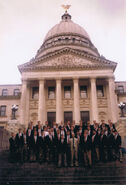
[64,111,73,123]
[47,112,56,127]
[80,111,90,125]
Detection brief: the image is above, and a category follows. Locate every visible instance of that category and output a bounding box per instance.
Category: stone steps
[0,151,126,185]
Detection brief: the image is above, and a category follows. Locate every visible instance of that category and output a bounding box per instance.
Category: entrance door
[80,111,90,125]
[47,112,56,127]
[64,111,73,123]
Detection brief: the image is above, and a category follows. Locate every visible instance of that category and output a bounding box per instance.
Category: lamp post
[118,102,126,117]
[11,104,18,120]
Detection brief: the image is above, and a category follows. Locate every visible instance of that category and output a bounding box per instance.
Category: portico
[20,74,117,126]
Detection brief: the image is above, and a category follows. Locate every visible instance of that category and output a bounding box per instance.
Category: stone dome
[36,12,99,58]
[44,12,90,42]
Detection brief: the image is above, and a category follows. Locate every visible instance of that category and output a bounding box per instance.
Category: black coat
[15,133,24,148]
[9,137,17,152]
[80,136,92,152]
[113,135,121,149]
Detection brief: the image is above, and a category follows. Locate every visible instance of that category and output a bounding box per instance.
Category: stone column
[56,79,62,124]
[90,78,99,123]
[107,77,118,123]
[38,79,46,124]
[20,80,27,125]
[73,78,80,124]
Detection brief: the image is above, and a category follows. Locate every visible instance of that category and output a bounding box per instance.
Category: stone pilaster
[90,78,99,123]
[56,79,62,124]
[107,77,118,123]
[38,79,46,124]
[20,80,27,125]
[73,78,80,124]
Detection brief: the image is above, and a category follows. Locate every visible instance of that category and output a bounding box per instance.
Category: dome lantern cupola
[35,9,99,58]
[61,12,72,22]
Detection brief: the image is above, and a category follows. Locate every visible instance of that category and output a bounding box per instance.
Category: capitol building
[0,11,126,130]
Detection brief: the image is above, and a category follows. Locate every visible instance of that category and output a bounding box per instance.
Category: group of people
[9,119,123,167]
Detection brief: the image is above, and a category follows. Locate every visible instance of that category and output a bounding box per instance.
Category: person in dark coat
[15,128,24,163]
[30,130,39,162]
[91,130,100,164]
[113,130,122,161]
[80,130,92,167]
[99,130,107,162]
[9,132,17,163]
[57,134,67,167]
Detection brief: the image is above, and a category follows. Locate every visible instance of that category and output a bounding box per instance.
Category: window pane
[118,86,124,93]
[32,87,39,99]
[2,89,8,96]
[48,87,55,99]
[14,89,20,96]
[0,106,6,116]
[97,85,104,97]
[80,86,87,98]
[64,86,71,99]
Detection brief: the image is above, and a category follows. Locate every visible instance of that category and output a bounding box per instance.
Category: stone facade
[0,12,126,130]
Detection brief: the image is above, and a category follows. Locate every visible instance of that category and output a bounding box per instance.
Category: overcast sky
[0,0,126,84]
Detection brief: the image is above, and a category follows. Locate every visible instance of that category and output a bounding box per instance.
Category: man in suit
[26,124,33,161]
[99,130,107,162]
[9,132,17,163]
[22,129,28,162]
[91,130,100,164]
[15,128,24,163]
[46,129,56,164]
[80,130,92,167]
[66,130,71,166]
[69,132,79,167]
[107,130,115,161]
[57,134,67,167]
[113,130,122,161]
[31,130,39,162]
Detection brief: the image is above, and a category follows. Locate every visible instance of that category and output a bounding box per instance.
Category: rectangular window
[13,89,20,96]
[0,106,6,116]
[2,89,8,96]
[118,86,124,93]
[97,85,104,97]
[64,86,71,99]
[32,87,39,99]
[80,86,87,98]
[48,87,55,99]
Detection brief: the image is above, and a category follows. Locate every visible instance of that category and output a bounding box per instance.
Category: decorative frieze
[98,98,107,107]
[63,99,73,108]
[46,99,56,108]
[30,100,38,109]
[80,98,90,108]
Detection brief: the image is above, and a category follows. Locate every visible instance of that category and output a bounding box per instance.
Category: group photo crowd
[9,120,123,168]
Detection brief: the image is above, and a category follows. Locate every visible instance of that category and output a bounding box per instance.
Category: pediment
[18,48,117,72]
[34,54,99,68]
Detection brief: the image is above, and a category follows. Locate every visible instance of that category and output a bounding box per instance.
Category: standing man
[80,130,92,167]
[58,134,67,167]
[15,128,24,163]
[69,132,79,167]
[9,132,17,163]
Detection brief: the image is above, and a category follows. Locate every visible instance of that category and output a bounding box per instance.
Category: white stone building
[0,11,126,129]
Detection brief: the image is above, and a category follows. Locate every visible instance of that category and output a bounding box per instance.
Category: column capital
[39,79,45,84]
[73,77,79,83]
[107,76,115,82]
[90,77,97,82]
[22,80,27,85]
[56,78,62,82]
